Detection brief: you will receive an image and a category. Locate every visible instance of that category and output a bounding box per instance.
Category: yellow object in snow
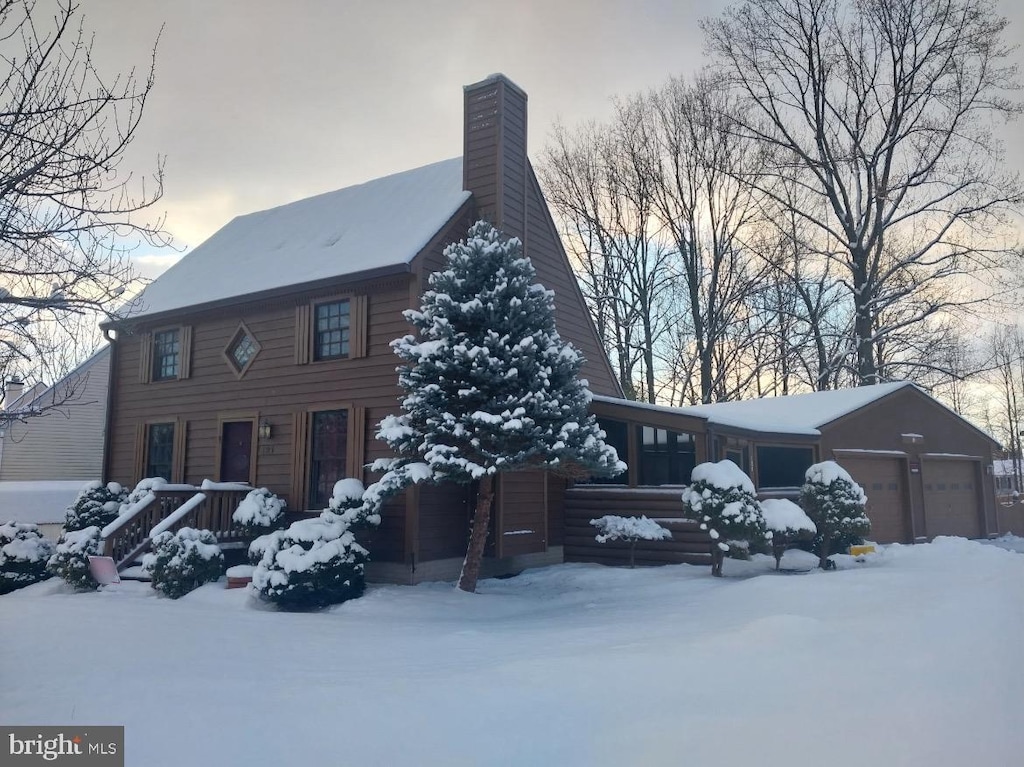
[849,544,876,557]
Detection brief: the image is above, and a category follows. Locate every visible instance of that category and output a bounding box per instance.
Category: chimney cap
[464,73,528,100]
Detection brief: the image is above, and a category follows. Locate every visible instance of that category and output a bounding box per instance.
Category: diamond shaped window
[224,323,261,377]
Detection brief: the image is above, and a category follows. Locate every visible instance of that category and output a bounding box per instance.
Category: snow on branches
[590,515,671,568]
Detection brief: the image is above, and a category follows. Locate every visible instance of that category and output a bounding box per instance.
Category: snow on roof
[130,158,470,319]
[675,382,916,435]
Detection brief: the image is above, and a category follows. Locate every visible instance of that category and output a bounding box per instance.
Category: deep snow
[2,538,1022,767]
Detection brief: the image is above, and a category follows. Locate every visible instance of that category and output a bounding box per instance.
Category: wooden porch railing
[102,485,254,571]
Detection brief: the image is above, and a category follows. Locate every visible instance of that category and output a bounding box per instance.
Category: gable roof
[129,158,470,319]
[595,382,921,437]
[674,381,917,435]
[2,346,110,416]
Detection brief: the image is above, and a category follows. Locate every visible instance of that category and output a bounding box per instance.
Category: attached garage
[921,458,983,539]
[835,453,910,544]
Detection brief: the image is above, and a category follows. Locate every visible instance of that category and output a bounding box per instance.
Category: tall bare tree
[0,0,166,420]
[649,75,775,403]
[704,0,1023,386]
[540,108,677,402]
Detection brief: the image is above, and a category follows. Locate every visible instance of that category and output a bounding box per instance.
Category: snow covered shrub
[248,532,276,566]
[799,461,871,569]
[681,460,770,577]
[231,488,286,537]
[142,528,224,599]
[0,522,53,593]
[119,477,168,514]
[64,481,128,532]
[252,514,369,610]
[590,515,671,568]
[761,498,817,570]
[47,526,103,591]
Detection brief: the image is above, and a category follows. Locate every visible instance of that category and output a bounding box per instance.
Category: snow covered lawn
[2,538,1022,766]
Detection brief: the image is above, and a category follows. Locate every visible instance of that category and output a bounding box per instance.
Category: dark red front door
[221,421,253,483]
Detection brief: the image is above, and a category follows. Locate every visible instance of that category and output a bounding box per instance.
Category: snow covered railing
[102,484,256,570]
[149,493,208,538]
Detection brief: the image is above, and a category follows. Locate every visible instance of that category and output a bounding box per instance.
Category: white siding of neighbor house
[0,348,109,482]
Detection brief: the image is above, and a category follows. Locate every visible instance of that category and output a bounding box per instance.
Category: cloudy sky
[81,0,1024,278]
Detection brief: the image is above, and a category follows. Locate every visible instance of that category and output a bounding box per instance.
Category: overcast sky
[81,0,1024,278]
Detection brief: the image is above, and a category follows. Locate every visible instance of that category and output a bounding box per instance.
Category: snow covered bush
[591,515,671,568]
[47,526,103,591]
[64,481,128,532]
[681,460,770,577]
[252,514,369,610]
[372,220,624,592]
[142,527,224,599]
[231,488,286,537]
[119,477,168,514]
[760,498,817,570]
[326,478,378,529]
[799,461,871,569]
[0,522,53,593]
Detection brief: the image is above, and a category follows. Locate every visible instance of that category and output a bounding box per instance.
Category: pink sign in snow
[87,556,121,585]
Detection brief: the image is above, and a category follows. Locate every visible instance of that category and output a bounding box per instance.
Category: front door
[221,421,253,483]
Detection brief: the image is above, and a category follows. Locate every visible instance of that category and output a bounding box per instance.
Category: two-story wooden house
[102,74,1004,582]
[103,75,627,581]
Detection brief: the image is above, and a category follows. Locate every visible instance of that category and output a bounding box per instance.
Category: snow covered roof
[673,381,917,435]
[130,158,470,319]
[594,382,920,436]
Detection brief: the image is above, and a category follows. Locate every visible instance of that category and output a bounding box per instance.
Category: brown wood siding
[107,279,415,562]
[495,470,547,557]
[563,487,711,567]
[547,474,568,547]
[416,481,471,562]
[820,387,997,539]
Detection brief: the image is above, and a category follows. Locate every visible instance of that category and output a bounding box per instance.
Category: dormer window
[224,323,261,377]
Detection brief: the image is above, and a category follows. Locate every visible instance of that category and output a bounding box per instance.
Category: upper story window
[295,295,366,365]
[314,300,350,361]
[152,329,180,381]
[140,326,192,384]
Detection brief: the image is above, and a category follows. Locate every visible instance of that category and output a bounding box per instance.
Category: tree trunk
[711,546,724,577]
[456,474,495,593]
[817,531,832,570]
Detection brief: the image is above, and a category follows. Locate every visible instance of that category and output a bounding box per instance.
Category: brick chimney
[463,74,529,244]
[2,378,23,409]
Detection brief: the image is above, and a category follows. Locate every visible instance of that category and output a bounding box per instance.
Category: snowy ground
[2,538,1022,767]
[0,480,81,538]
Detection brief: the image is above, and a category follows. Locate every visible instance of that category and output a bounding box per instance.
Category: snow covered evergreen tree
[681,460,770,577]
[142,528,224,599]
[64,481,128,532]
[47,526,103,591]
[374,220,624,592]
[799,461,871,569]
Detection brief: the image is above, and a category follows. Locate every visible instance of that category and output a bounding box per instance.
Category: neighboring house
[0,346,110,482]
[0,347,110,535]
[992,459,1020,499]
[101,75,1003,581]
